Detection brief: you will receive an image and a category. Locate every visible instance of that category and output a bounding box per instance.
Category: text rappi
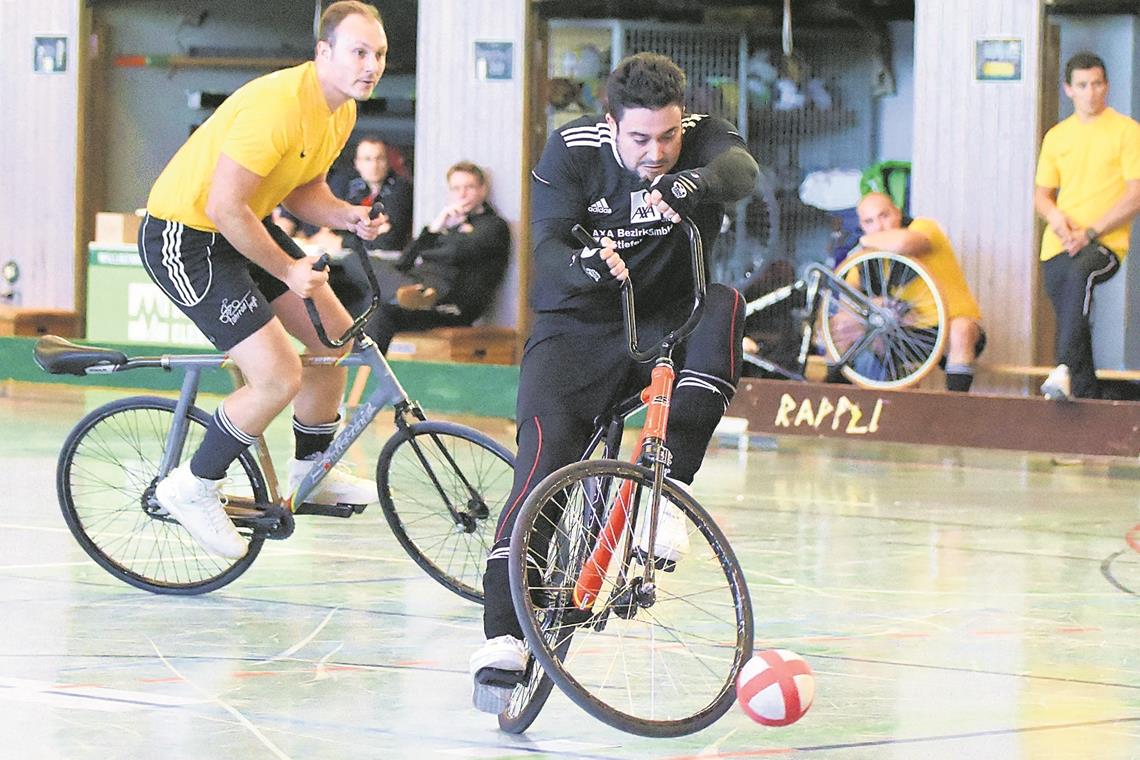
[774,392,884,435]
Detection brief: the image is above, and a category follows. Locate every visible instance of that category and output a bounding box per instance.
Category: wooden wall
[912,0,1045,371]
[0,1,86,311]
[414,0,529,330]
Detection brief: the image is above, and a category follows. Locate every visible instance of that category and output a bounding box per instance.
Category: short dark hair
[447,161,486,186]
[319,1,382,45]
[604,52,686,122]
[1064,51,1107,84]
[355,134,388,154]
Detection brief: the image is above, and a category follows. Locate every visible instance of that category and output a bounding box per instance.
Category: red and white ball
[735,649,815,726]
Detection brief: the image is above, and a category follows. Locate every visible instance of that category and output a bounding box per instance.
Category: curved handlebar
[302,204,385,349]
[571,217,706,362]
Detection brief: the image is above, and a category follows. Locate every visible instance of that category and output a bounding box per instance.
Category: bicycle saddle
[33,335,128,376]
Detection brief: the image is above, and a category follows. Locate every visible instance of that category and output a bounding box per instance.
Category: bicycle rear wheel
[509,459,753,738]
[377,420,514,603]
[821,250,947,389]
[57,397,267,594]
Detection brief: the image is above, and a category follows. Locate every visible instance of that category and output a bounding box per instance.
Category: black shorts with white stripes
[138,214,304,350]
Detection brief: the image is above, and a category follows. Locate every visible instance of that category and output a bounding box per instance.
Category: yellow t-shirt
[908,217,982,322]
[147,62,356,231]
[1035,107,1140,261]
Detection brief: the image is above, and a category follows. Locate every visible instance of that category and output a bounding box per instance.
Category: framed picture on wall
[33,35,68,74]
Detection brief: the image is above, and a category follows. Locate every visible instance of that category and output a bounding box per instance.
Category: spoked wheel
[57,396,267,594]
[509,460,753,738]
[377,420,514,603]
[821,250,947,389]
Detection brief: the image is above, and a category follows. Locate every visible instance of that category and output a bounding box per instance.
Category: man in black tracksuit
[469,52,758,714]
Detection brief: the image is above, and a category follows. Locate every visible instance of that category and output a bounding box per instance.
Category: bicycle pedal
[293,502,362,518]
[473,666,526,689]
[633,548,677,572]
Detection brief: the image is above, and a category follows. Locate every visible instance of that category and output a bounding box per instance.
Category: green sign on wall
[87,244,211,347]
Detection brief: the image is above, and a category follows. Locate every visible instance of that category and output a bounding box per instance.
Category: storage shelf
[115,54,304,70]
[750,107,858,138]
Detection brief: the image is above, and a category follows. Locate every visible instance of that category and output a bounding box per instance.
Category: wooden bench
[387,325,517,365]
[346,325,518,407]
[981,364,1140,382]
[0,306,80,337]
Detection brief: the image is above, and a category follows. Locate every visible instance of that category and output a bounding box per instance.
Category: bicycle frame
[130,336,488,530]
[743,262,890,381]
[572,360,676,609]
[568,218,707,612]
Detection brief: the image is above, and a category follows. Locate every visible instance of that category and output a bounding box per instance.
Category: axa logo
[629,190,662,224]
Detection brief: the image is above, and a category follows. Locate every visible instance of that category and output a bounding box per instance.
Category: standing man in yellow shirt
[1035,52,1140,400]
[855,192,986,392]
[138,1,389,558]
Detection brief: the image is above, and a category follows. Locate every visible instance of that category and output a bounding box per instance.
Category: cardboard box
[0,306,80,337]
[95,212,141,245]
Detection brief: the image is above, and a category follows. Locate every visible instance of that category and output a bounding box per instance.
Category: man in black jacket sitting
[339,160,511,353]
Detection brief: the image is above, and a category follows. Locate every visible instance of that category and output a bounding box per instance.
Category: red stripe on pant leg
[728,287,742,374]
[494,416,543,543]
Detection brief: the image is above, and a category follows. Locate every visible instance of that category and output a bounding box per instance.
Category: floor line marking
[147,637,293,760]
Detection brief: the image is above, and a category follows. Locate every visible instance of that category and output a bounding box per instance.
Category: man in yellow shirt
[855,192,986,392]
[138,1,389,558]
[1035,52,1140,400]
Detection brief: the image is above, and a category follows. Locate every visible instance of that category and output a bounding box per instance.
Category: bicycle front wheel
[377,420,514,603]
[509,460,753,738]
[821,250,947,389]
[57,397,267,594]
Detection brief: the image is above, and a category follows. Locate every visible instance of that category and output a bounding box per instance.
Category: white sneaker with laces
[1041,364,1071,401]
[288,457,378,505]
[470,635,527,714]
[154,465,247,559]
[633,481,692,570]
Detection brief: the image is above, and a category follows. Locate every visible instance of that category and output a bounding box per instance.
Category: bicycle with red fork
[499,218,754,738]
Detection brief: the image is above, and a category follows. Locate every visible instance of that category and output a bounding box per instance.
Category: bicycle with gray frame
[34,245,514,598]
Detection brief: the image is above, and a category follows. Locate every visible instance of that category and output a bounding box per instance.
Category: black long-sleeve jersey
[529,112,757,322]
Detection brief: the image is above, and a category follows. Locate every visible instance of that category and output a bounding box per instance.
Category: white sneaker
[288,457,378,505]
[633,481,691,571]
[470,635,527,714]
[1041,364,1071,401]
[154,465,247,559]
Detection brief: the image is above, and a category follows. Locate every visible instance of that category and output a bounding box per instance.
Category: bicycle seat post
[157,363,207,479]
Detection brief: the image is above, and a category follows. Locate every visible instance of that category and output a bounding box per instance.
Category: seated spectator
[301,136,413,256]
[849,192,986,392]
[337,136,414,253]
[339,160,510,353]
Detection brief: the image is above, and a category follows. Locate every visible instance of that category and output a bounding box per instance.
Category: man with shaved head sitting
[852,192,986,392]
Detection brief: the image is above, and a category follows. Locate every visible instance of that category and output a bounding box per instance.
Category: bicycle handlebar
[571,217,706,362]
[302,203,385,349]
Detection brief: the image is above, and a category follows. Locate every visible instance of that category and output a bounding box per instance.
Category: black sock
[293,415,339,460]
[945,363,974,393]
[483,541,525,640]
[190,404,256,480]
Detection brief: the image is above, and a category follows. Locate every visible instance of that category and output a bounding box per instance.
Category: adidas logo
[587,197,612,214]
